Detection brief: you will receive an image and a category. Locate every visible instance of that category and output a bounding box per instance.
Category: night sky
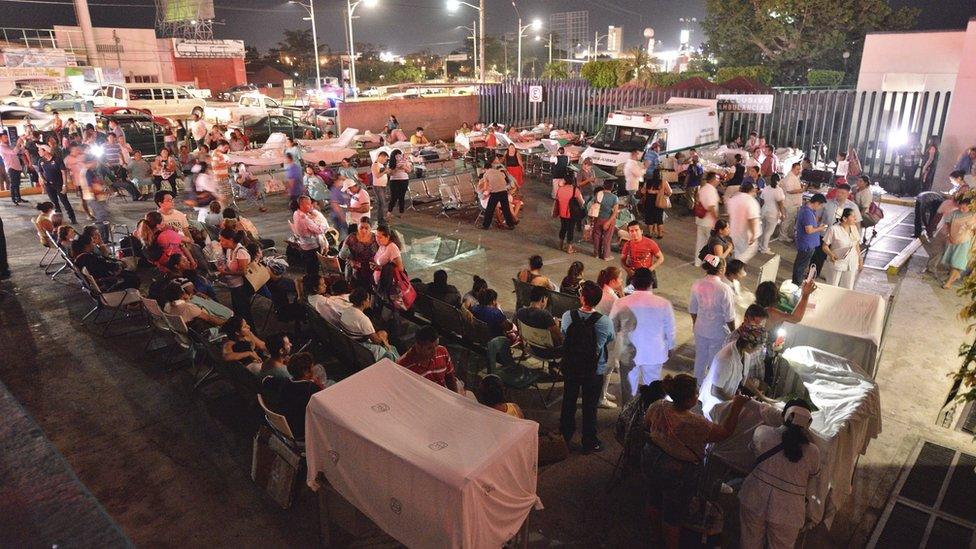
[1,0,975,56]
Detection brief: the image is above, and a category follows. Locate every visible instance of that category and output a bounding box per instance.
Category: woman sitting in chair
[221,315,266,375]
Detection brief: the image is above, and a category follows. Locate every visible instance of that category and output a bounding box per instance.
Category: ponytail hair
[219,228,245,244]
[781,398,811,463]
[711,219,729,236]
[660,374,698,410]
[596,266,621,288]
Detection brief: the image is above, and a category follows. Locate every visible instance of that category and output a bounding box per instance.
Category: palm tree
[616,48,656,86]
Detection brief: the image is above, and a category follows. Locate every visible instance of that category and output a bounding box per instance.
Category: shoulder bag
[655,182,673,210]
[244,261,272,292]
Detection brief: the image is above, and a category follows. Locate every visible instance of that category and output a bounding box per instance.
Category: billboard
[716,94,775,115]
[161,0,215,23]
[173,39,245,58]
[1,48,67,68]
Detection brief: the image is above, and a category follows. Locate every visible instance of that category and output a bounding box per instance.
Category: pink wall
[337,95,479,141]
[934,19,976,189]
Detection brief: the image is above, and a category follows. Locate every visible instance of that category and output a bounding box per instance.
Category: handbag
[862,202,884,227]
[588,190,604,218]
[693,198,707,218]
[569,187,586,221]
[392,268,417,311]
[655,182,673,210]
[244,261,272,292]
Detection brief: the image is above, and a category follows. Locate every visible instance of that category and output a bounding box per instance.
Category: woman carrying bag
[218,228,258,323]
[643,169,672,239]
[554,174,585,254]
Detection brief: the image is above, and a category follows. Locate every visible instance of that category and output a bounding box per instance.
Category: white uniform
[822,224,860,289]
[739,425,821,549]
[689,275,736,383]
[698,341,745,420]
[727,192,761,263]
[780,172,804,242]
[609,289,675,406]
[694,183,720,266]
[759,185,785,253]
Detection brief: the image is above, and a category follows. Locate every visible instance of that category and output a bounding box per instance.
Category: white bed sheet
[709,346,881,528]
[305,360,542,548]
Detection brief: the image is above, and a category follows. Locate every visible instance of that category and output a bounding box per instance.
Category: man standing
[820,182,862,227]
[792,194,828,285]
[620,221,664,285]
[190,114,208,149]
[591,180,619,261]
[284,152,303,202]
[0,133,27,204]
[102,134,140,200]
[210,140,231,207]
[694,172,721,267]
[37,145,77,223]
[780,162,806,243]
[643,142,661,178]
[727,181,762,263]
[342,178,371,225]
[560,281,615,453]
[623,149,644,214]
[759,144,779,180]
[478,154,516,230]
[609,268,675,406]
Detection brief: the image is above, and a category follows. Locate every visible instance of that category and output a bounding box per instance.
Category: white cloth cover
[305,360,542,548]
[709,346,881,528]
[303,147,358,165]
[780,283,887,375]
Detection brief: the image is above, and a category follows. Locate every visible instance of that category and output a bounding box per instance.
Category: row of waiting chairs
[304,304,380,383]
[406,171,482,217]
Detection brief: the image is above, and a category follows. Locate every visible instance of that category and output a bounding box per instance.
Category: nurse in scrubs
[738,401,822,549]
[698,324,768,420]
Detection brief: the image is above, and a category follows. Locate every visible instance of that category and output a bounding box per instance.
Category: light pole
[535,33,553,64]
[459,22,478,79]
[345,0,378,98]
[511,1,541,81]
[591,33,608,61]
[446,0,484,83]
[289,0,321,90]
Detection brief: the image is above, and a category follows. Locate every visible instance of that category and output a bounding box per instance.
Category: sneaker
[604,392,617,402]
[598,399,618,409]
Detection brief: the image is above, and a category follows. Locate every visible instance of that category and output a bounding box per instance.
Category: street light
[343,0,378,98]
[288,0,321,90]
[459,22,479,78]
[591,33,608,61]
[535,33,553,64]
[445,0,485,83]
[511,1,541,81]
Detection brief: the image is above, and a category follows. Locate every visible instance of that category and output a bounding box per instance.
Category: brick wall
[173,58,247,94]
[337,95,478,142]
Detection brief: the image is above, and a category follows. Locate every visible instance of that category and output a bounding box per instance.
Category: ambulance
[581,97,720,171]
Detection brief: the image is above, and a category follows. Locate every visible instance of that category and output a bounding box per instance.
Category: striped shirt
[397,345,455,387]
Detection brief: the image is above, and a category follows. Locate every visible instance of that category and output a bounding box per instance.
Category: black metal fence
[478,79,953,181]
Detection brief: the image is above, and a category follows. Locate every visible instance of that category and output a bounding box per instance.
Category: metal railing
[478,79,954,181]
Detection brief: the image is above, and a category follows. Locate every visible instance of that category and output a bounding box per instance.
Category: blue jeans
[486,335,515,373]
[792,247,816,285]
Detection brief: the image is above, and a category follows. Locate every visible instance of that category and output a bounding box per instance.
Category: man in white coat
[609,268,676,407]
[726,181,762,263]
[694,172,721,267]
[780,162,806,243]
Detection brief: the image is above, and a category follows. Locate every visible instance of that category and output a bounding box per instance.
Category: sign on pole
[528,85,544,103]
[716,94,774,114]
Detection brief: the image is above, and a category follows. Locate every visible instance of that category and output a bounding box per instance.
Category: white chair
[257,393,305,452]
[79,267,144,336]
[141,297,175,353]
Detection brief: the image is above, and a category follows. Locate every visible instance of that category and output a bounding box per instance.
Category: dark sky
[2,0,975,56]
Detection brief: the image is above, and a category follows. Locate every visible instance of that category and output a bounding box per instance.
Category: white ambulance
[581,97,720,171]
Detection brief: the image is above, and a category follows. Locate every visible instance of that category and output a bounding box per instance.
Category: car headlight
[30,101,40,107]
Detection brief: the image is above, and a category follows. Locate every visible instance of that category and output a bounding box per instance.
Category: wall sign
[716,94,774,114]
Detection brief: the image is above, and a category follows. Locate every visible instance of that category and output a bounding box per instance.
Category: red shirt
[622,237,661,270]
[397,345,455,387]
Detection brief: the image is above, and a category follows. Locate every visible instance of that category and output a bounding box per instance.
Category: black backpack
[561,310,604,379]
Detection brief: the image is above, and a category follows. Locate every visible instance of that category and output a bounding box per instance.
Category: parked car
[96,113,169,157]
[95,83,206,118]
[359,87,383,97]
[230,114,321,145]
[305,108,338,131]
[183,84,212,99]
[2,88,43,107]
[0,105,55,134]
[29,92,94,112]
[95,106,173,128]
[218,84,258,102]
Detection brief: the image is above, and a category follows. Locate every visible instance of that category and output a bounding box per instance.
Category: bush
[581,60,623,88]
[807,70,845,88]
[715,65,773,85]
[643,72,681,88]
[679,71,711,82]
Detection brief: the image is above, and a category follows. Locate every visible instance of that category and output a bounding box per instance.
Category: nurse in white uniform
[689,255,737,383]
[739,401,822,549]
[698,324,767,420]
[821,207,863,289]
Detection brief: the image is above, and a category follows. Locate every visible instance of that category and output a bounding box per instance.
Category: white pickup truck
[206,93,285,124]
[183,84,212,99]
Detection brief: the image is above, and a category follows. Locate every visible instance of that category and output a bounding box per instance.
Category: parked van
[92,83,206,119]
[581,97,720,170]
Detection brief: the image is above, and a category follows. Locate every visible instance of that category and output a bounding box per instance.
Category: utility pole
[479,0,485,82]
[112,30,122,70]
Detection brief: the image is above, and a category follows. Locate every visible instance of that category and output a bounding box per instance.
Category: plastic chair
[79,267,144,336]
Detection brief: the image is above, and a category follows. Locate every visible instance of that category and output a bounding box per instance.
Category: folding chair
[257,394,305,452]
[141,296,175,353]
[517,320,564,408]
[437,179,462,217]
[79,267,144,337]
[38,231,59,273]
[163,312,200,370]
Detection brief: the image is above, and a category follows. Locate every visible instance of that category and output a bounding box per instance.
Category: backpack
[561,310,604,379]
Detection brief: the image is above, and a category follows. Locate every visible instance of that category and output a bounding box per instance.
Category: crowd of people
[9,110,975,549]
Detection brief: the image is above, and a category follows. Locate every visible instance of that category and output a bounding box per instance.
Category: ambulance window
[651,129,667,151]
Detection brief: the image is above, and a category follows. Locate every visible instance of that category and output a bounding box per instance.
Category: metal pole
[310,0,321,90]
[472,20,478,79]
[347,0,358,97]
[517,18,523,81]
[548,33,552,64]
[479,0,485,82]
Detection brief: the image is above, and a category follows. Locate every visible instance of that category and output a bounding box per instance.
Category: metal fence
[478,79,953,181]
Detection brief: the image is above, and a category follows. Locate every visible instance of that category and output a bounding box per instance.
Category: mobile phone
[806,264,817,282]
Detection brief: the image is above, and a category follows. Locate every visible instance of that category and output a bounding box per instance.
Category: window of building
[124,75,159,84]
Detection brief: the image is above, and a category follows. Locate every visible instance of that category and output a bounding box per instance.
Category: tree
[581,60,623,88]
[702,0,918,86]
[541,61,569,80]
